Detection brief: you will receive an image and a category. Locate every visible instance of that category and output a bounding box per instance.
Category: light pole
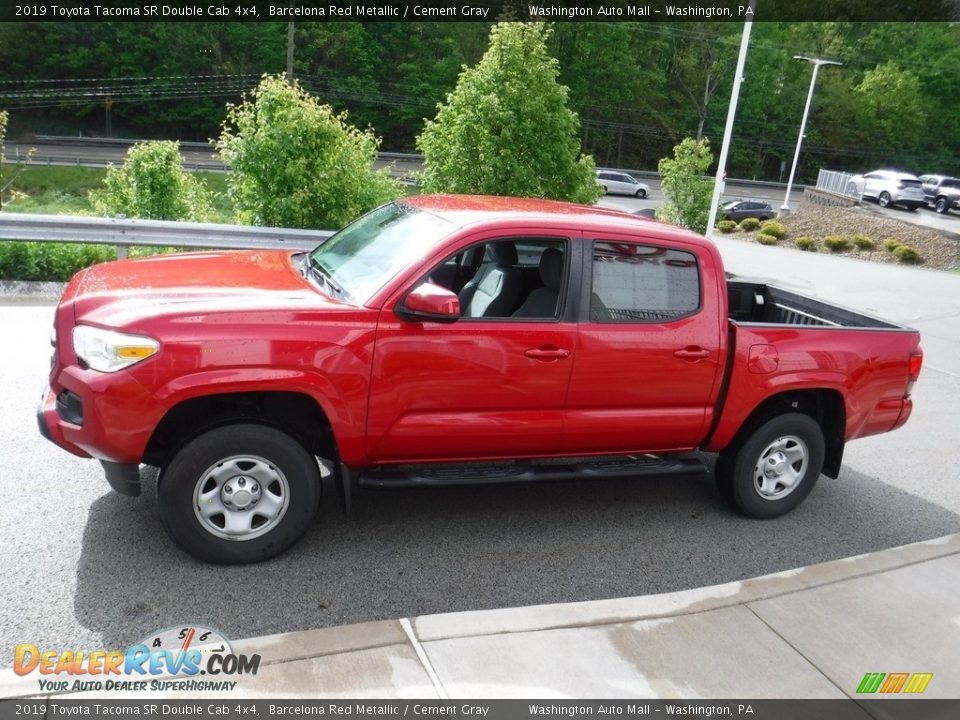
[705,2,755,239]
[781,56,841,213]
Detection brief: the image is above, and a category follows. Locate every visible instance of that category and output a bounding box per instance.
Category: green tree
[90,140,211,220]
[657,137,714,235]
[215,75,401,229]
[417,22,600,204]
[854,63,926,153]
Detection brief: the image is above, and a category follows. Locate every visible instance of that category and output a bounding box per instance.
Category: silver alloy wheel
[753,435,808,500]
[193,455,290,541]
[879,192,891,207]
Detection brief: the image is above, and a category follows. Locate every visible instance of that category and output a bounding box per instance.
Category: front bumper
[36,403,142,496]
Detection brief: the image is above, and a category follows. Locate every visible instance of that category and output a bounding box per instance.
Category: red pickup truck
[38,195,922,563]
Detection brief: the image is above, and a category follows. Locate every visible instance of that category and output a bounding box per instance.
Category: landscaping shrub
[794,236,818,251]
[759,220,787,238]
[715,220,737,233]
[884,238,902,253]
[90,140,212,221]
[824,235,850,252]
[739,217,761,231]
[756,233,778,246]
[0,242,115,281]
[852,234,875,250]
[893,245,922,264]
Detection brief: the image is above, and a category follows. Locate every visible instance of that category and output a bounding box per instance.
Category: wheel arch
[143,391,339,470]
[720,389,846,478]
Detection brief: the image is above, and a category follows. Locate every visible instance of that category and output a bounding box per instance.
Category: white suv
[596,170,650,198]
[846,170,925,211]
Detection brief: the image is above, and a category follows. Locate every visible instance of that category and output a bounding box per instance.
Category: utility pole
[705,1,755,239]
[286,10,295,83]
[781,56,842,213]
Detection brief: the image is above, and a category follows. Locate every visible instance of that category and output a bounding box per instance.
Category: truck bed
[727,280,901,329]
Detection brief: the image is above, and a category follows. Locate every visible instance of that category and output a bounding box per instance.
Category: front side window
[590,242,700,322]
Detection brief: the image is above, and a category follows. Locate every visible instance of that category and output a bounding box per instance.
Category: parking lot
[1,239,958,660]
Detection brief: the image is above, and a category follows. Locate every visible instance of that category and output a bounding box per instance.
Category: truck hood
[66,250,342,327]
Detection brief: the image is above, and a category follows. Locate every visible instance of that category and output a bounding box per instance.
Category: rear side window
[590,242,700,322]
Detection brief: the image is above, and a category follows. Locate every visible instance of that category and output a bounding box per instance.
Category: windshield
[308,202,453,304]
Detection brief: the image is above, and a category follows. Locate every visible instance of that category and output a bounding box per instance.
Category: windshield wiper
[307,255,346,298]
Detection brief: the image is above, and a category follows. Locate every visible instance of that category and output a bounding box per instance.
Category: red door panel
[565,237,723,453]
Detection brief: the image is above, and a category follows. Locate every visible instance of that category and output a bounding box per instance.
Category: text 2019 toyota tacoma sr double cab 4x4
[38,196,922,563]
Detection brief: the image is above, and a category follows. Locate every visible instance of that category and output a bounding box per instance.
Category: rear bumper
[892,397,913,430]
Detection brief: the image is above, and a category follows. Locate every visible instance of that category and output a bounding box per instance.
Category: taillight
[906,347,923,396]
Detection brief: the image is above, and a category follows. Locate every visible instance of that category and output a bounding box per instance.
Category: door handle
[674,346,710,361]
[524,347,570,361]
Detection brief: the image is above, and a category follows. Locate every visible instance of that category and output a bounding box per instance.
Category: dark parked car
[722,200,775,223]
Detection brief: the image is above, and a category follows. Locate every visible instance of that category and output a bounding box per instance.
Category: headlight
[73,325,159,373]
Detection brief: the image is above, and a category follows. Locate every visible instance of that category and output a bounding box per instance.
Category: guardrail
[0,212,332,258]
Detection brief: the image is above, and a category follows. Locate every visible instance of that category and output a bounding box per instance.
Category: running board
[357,455,706,489]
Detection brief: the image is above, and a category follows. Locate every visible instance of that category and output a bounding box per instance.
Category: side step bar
[357,455,706,489]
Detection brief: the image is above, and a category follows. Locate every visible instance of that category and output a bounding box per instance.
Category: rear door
[564,234,724,453]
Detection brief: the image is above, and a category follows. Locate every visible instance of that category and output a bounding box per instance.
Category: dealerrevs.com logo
[14,625,260,693]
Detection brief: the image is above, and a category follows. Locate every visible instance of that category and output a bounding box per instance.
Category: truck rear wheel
[716,413,825,519]
[158,424,320,564]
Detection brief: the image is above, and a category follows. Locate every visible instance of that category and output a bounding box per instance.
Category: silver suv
[918,174,960,215]
[846,170,925,211]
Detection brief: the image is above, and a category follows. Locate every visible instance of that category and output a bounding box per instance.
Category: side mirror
[397,282,460,324]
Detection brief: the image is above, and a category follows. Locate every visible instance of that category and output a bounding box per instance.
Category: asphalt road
[1,238,958,661]
[9,138,959,234]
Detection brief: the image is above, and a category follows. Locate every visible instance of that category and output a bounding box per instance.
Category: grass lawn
[2,164,234,222]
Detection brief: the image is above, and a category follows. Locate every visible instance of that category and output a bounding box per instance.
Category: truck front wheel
[716,413,825,519]
[158,424,320,564]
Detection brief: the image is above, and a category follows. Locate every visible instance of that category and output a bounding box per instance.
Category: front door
[366,233,577,463]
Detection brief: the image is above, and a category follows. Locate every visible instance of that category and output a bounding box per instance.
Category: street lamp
[781,56,841,212]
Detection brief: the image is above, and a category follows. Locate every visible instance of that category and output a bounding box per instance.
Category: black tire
[636,188,647,199]
[601,185,608,194]
[935,197,949,214]
[715,413,825,519]
[158,424,321,564]
[878,191,892,208]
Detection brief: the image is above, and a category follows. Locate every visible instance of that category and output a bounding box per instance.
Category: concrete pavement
[2,533,958,700]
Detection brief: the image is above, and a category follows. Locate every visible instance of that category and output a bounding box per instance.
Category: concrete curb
[0,280,66,301]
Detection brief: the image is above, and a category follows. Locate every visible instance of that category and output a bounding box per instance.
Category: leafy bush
[656,137,714,234]
[824,235,850,252]
[893,245,922,263]
[884,238,902,252]
[739,217,761,231]
[794,236,818,251]
[90,141,212,221]
[0,242,115,281]
[417,23,600,204]
[759,220,787,238]
[852,234,875,250]
[756,233,778,245]
[715,220,737,233]
[217,75,402,229]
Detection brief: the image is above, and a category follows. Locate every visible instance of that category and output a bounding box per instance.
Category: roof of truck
[404,194,712,248]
